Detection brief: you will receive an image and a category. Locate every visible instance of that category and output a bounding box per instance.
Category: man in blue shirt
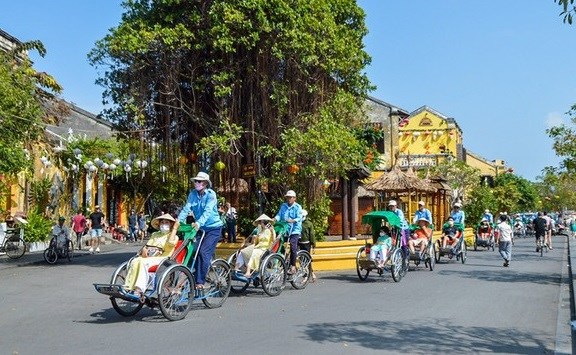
[274,190,303,274]
[451,202,465,226]
[176,172,223,290]
[413,201,433,226]
[483,209,493,224]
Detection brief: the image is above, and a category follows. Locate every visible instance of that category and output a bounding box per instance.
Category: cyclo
[473,219,495,251]
[435,222,467,264]
[227,221,311,296]
[406,222,435,271]
[355,210,408,282]
[93,224,231,321]
[43,229,74,264]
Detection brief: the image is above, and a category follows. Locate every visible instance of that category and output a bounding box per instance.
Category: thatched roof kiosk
[364,166,436,226]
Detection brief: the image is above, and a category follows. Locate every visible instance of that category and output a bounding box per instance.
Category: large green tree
[89,0,373,222]
[0,40,62,175]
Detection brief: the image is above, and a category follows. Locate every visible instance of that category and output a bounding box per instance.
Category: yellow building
[398,106,463,168]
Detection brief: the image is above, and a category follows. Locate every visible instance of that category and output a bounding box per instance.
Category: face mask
[194,181,204,191]
[449,221,454,226]
[160,223,170,232]
[379,232,386,237]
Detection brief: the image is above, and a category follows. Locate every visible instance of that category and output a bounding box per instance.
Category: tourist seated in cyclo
[408,218,433,258]
[477,218,492,240]
[244,214,276,279]
[369,226,392,268]
[441,217,461,249]
[123,213,178,301]
[234,214,276,278]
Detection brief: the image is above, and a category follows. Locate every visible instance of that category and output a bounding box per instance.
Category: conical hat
[151,213,176,229]
[253,214,273,226]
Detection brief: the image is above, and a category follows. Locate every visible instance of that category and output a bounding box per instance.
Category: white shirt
[497,221,513,242]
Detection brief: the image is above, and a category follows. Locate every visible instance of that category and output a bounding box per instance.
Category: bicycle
[44,232,74,264]
[536,235,548,257]
[0,228,26,259]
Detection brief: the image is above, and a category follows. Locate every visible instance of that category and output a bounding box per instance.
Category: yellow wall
[398,110,461,157]
[466,153,497,177]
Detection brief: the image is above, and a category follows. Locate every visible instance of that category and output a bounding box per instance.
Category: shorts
[535,231,545,241]
[90,228,103,238]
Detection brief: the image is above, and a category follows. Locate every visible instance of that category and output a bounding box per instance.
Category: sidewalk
[0,236,137,271]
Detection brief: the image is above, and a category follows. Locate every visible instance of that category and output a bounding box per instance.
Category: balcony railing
[397,154,454,168]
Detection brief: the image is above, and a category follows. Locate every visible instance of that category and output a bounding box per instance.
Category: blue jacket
[393,208,409,230]
[275,202,303,235]
[413,208,433,225]
[178,188,223,229]
[451,210,465,225]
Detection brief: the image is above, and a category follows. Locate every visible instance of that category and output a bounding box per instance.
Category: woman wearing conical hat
[244,214,276,279]
[123,213,178,300]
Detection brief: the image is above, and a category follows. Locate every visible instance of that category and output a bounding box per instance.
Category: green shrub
[22,211,53,243]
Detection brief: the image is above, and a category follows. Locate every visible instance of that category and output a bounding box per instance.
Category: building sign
[242,164,256,178]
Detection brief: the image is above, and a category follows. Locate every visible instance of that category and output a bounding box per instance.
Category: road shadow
[437,268,561,286]
[79,302,214,324]
[300,318,551,354]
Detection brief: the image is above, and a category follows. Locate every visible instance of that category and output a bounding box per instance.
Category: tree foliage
[89,0,373,222]
[556,0,576,24]
[428,160,481,203]
[0,40,61,175]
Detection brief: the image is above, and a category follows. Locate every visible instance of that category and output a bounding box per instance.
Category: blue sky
[1,1,574,181]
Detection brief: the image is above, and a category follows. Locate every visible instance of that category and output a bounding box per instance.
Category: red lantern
[287,164,300,174]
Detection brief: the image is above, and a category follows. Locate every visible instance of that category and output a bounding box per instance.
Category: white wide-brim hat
[416,217,430,226]
[388,200,397,206]
[151,213,176,229]
[192,171,211,187]
[253,214,274,226]
[285,190,296,197]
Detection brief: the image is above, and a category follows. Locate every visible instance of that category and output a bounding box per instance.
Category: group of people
[121,172,317,300]
[50,206,107,254]
[368,199,466,266]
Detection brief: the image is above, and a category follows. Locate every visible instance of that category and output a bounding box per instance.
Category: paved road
[0,236,570,355]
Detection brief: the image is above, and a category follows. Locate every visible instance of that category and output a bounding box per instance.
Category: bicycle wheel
[227,252,249,293]
[110,262,144,317]
[539,237,543,257]
[356,246,370,281]
[261,253,286,297]
[427,243,435,271]
[290,250,311,290]
[66,240,74,262]
[158,265,194,321]
[460,241,467,264]
[202,259,231,309]
[43,248,58,264]
[390,248,403,282]
[5,237,26,259]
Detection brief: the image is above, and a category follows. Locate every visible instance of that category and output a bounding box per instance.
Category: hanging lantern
[322,179,331,190]
[189,152,198,163]
[214,161,226,171]
[178,156,188,165]
[287,164,300,175]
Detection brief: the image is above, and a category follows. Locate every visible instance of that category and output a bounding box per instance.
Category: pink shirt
[72,214,87,233]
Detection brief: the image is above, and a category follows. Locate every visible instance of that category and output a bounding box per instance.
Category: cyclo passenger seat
[146,224,198,273]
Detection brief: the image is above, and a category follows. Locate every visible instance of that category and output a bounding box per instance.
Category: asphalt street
[0,235,570,355]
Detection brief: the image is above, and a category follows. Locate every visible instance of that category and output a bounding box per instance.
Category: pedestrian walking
[137,211,147,242]
[225,202,238,243]
[496,214,513,267]
[128,209,137,242]
[71,209,87,250]
[88,205,105,254]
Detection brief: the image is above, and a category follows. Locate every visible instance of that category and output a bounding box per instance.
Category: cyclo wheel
[5,237,26,259]
[260,253,286,297]
[356,246,370,281]
[427,243,435,271]
[227,252,249,294]
[110,262,144,317]
[66,240,74,262]
[390,248,403,282]
[158,265,194,321]
[290,250,311,290]
[540,237,544,257]
[202,259,231,309]
[460,240,467,264]
[473,236,478,251]
[434,241,441,263]
[43,248,58,264]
